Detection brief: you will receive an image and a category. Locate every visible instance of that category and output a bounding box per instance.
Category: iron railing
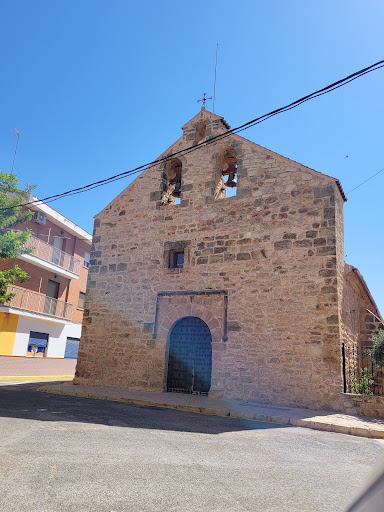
[6,285,73,321]
[343,344,384,396]
[25,234,81,276]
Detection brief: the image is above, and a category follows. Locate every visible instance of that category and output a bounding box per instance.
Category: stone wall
[342,267,383,346]
[75,109,354,412]
[342,394,384,418]
[341,265,383,397]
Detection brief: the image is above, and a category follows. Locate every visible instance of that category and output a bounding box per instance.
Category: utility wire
[346,167,384,194]
[2,58,384,212]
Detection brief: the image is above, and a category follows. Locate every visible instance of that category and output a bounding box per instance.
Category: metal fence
[6,285,73,321]
[25,235,81,276]
[342,344,384,396]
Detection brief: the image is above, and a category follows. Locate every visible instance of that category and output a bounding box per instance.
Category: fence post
[342,343,347,393]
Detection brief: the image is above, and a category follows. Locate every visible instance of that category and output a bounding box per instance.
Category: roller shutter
[64,337,80,359]
[28,332,49,348]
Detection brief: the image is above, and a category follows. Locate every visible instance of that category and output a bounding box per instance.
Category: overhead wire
[346,167,384,194]
[2,58,384,211]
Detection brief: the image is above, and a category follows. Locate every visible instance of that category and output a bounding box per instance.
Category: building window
[27,331,49,357]
[164,241,189,271]
[78,292,86,309]
[84,252,90,268]
[170,250,184,269]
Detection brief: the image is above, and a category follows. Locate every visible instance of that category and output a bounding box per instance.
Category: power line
[346,167,384,194]
[2,58,384,212]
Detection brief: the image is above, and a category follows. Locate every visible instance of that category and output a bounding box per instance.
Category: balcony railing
[25,234,81,276]
[6,286,73,321]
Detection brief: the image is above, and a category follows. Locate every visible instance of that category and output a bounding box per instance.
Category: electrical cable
[40,60,384,206]
[346,167,384,194]
[1,58,383,211]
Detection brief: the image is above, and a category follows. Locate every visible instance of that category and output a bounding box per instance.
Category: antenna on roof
[11,128,22,172]
[213,43,218,113]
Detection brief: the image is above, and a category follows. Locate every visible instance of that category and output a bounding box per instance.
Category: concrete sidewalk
[39,381,384,440]
[0,356,76,379]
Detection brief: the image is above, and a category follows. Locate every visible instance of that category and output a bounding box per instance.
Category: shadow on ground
[0,380,289,435]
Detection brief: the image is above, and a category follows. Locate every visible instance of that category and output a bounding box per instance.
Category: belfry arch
[166,316,212,395]
[215,147,238,199]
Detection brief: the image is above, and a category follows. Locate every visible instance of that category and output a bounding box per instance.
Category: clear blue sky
[0,1,383,313]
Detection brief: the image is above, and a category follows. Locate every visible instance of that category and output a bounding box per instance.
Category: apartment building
[0,196,92,358]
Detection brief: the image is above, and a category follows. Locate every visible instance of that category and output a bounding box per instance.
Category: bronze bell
[225,171,237,188]
[172,180,182,198]
[224,162,237,188]
[171,163,182,197]
[223,156,237,188]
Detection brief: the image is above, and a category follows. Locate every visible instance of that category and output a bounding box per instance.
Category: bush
[350,367,374,395]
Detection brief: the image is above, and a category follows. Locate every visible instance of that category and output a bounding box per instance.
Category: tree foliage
[0,171,36,259]
[0,171,37,303]
[0,265,29,304]
[367,329,384,368]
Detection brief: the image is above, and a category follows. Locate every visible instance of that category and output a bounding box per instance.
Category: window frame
[27,331,49,357]
[169,250,184,269]
[164,241,190,273]
[83,251,90,269]
[78,291,86,310]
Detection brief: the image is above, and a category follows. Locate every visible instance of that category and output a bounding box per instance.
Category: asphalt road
[0,381,383,512]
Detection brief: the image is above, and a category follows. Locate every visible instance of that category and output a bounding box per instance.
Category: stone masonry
[75,108,383,415]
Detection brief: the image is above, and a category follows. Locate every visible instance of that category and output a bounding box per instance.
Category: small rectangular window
[169,250,184,269]
[174,252,184,268]
[84,252,90,268]
[78,292,86,309]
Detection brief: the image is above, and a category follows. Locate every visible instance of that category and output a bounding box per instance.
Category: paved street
[1,381,384,512]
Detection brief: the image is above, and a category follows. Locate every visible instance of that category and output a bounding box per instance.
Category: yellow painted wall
[0,312,19,355]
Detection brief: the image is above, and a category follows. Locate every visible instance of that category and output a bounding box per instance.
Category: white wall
[12,315,82,358]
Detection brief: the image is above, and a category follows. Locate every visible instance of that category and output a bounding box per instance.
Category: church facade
[75,108,383,416]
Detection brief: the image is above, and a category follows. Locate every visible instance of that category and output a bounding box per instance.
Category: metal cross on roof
[197,93,212,108]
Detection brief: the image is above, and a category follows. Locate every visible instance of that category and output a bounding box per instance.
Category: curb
[38,388,235,417]
[1,375,74,380]
[37,387,384,439]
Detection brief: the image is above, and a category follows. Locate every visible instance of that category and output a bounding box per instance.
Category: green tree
[0,171,37,304]
[0,266,30,304]
[367,329,384,368]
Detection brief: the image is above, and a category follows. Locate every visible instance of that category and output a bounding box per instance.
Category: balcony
[19,234,81,279]
[5,286,73,321]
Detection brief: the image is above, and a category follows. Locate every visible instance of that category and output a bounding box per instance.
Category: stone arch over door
[167,316,212,394]
[154,291,227,395]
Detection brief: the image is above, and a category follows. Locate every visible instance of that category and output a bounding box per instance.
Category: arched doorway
[167,316,212,395]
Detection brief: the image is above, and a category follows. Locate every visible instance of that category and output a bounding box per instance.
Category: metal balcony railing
[25,234,81,276]
[6,286,73,321]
